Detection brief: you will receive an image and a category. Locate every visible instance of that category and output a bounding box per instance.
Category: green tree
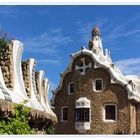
[0,100,35,134]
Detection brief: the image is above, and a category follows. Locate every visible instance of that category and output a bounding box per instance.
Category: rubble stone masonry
[22,60,31,98]
[0,43,14,90]
[54,54,135,134]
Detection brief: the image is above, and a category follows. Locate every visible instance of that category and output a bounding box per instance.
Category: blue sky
[0,5,140,100]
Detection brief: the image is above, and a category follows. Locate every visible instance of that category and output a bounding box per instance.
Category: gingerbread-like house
[52,27,140,134]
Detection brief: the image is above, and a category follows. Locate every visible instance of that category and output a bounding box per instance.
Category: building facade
[52,27,140,134]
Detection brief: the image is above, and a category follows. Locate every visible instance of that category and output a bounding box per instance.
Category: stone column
[43,79,49,105]
[35,71,44,103]
[6,40,32,107]
[22,58,44,111]
[35,70,49,111]
[22,60,31,97]
[43,79,56,117]
[35,71,41,103]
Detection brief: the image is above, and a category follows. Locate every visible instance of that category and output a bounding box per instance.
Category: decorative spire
[88,26,104,55]
[92,26,100,37]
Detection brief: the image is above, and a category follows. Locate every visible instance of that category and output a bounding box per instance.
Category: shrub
[46,125,56,134]
[0,100,35,134]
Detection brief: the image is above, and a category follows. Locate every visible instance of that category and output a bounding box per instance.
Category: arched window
[68,82,74,95]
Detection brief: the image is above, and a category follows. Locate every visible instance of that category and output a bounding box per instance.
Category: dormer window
[68,82,74,95]
[94,79,103,92]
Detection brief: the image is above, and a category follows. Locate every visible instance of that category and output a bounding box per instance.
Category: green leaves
[0,100,56,134]
[46,126,56,134]
[0,100,35,135]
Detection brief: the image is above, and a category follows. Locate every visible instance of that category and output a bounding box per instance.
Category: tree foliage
[46,125,55,134]
[0,100,35,135]
[0,29,56,135]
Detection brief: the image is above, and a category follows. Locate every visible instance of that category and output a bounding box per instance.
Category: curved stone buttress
[35,71,51,111]
[0,43,14,90]
[43,79,57,117]
[0,40,57,128]
[0,42,14,101]
[5,41,33,107]
[0,40,34,105]
[0,67,11,101]
[22,58,44,111]
[35,70,56,118]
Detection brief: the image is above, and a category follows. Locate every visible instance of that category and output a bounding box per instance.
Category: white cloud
[24,28,73,55]
[76,17,108,44]
[0,6,30,19]
[115,58,140,76]
[103,16,140,42]
[38,59,60,65]
[77,16,140,45]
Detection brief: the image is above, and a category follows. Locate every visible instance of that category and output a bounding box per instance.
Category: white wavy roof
[52,46,140,104]
[125,75,140,97]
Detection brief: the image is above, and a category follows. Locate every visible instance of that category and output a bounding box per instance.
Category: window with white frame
[94,79,103,92]
[75,108,90,122]
[61,107,68,122]
[104,104,117,122]
[68,82,74,95]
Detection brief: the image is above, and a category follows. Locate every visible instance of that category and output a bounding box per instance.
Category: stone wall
[54,54,132,134]
[136,104,140,134]
[22,60,31,97]
[0,43,14,90]
[35,71,41,102]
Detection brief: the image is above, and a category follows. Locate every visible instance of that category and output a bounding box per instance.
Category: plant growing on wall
[0,31,10,50]
[0,100,35,134]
